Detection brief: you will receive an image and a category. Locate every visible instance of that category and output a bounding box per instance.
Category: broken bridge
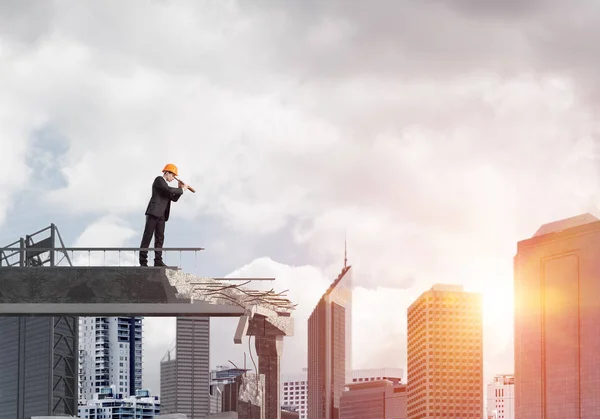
[0,224,295,419]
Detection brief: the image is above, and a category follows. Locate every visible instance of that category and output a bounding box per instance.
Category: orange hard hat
[162,163,178,176]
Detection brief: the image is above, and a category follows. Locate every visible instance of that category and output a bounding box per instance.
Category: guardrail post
[19,238,25,267]
[50,224,56,267]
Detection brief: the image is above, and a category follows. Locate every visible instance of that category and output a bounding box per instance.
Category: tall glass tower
[308,264,353,419]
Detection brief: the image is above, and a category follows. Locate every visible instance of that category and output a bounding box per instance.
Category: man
[139,163,189,267]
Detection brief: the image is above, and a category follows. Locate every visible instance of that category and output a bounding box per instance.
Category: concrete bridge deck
[0,266,246,316]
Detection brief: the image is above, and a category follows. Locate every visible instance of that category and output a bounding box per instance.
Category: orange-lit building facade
[514,213,600,418]
[308,265,353,419]
[407,284,483,418]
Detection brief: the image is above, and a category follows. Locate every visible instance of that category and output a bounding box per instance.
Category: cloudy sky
[2,0,600,399]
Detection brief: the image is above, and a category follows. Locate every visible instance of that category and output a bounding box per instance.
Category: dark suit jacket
[144,176,183,221]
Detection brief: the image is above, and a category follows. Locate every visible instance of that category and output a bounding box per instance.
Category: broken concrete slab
[0,267,245,317]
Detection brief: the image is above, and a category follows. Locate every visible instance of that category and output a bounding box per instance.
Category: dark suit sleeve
[153,176,183,197]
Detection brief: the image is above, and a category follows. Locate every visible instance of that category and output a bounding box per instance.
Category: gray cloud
[3,0,600,292]
[428,0,556,18]
[233,0,532,81]
[3,0,600,92]
[0,0,55,46]
[237,0,600,110]
[5,0,588,393]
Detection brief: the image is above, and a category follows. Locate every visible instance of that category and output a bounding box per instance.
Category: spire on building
[344,229,348,269]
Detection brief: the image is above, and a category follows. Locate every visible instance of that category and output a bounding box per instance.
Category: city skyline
[3,0,600,408]
[0,211,595,417]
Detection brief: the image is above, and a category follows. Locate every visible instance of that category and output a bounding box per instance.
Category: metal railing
[0,223,72,267]
[0,247,205,268]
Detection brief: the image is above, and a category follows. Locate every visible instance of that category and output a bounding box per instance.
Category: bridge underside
[0,264,295,419]
[0,267,245,316]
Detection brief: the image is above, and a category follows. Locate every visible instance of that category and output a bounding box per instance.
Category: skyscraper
[160,317,210,418]
[0,224,78,419]
[407,284,483,418]
[79,316,143,401]
[0,317,78,419]
[514,213,600,418]
[308,264,353,419]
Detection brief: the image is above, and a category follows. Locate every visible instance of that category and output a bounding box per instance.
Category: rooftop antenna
[344,229,348,269]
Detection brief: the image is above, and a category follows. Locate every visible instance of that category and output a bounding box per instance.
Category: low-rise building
[282,367,404,418]
[486,374,515,419]
[78,387,160,418]
[210,366,249,414]
[340,380,407,419]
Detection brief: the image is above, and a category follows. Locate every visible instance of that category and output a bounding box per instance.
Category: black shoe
[139,261,148,267]
[154,260,167,267]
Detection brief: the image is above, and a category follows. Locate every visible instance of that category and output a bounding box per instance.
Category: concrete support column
[254,334,283,419]
[247,314,289,419]
[236,372,265,419]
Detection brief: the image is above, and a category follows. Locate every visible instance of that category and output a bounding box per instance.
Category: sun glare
[470,276,515,340]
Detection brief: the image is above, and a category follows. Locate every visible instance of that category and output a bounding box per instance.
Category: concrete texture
[236,373,265,419]
[0,267,245,316]
[248,316,285,419]
[165,271,296,320]
[0,267,181,303]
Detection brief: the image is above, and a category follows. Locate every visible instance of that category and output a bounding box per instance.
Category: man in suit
[139,163,189,267]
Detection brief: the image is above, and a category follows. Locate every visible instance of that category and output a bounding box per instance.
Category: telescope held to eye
[174,176,196,193]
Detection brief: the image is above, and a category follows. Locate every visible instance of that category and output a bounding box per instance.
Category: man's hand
[179,181,189,190]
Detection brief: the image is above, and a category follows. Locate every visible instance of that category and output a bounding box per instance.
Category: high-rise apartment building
[160,317,210,419]
[79,316,143,401]
[308,264,353,419]
[486,374,514,419]
[514,213,600,418]
[407,284,483,418]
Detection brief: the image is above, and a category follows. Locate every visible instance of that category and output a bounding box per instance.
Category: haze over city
[2,0,600,400]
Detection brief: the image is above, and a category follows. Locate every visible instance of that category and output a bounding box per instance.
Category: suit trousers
[139,215,166,263]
